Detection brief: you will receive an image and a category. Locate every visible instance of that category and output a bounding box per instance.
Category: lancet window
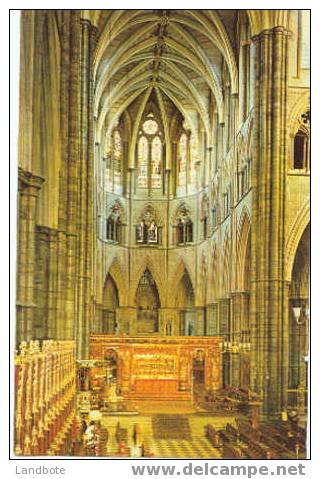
[293,110,310,171]
[106,201,123,243]
[177,131,198,189]
[137,114,163,191]
[105,129,123,187]
[136,206,161,245]
[175,205,193,245]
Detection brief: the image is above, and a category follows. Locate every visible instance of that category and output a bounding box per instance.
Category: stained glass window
[190,134,198,184]
[113,130,122,184]
[138,136,149,188]
[301,11,310,69]
[178,133,187,186]
[105,134,112,182]
[151,136,162,188]
[143,119,158,135]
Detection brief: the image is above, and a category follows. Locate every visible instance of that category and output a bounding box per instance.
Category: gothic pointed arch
[236,207,252,291]
[130,255,165,306]
[171,258,195,295]
[175,267,195,309]
[285,200,310,281]
[106,257,127,306]
[135,268,161,333]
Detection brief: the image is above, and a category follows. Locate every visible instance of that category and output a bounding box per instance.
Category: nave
[14,9,310,458]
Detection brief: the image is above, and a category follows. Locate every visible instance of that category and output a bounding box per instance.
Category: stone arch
[175,268,195,309]
[285,201,310,281]
[107,198,126,222]
[135,202,164,226]
[236,207,252,291]
[287,93,310,171]
[107,257,127,306]
[287,91,310,137]
[135,268,161,307]
[172,201,193,224]
[103,274,119,308]
[170,258,195,296]
[135,268,161,334]
[130,255,165,306]
[100,274,120,334]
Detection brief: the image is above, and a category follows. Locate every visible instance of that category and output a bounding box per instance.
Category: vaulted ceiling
[89,9,292,147]
[92,10,242,145]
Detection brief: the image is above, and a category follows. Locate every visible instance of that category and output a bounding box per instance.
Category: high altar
[89,335,223,400]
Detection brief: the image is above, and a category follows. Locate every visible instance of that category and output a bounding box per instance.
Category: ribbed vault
[92,10,242,147]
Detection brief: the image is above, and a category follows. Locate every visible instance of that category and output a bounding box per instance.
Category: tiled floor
[91,411,236,458]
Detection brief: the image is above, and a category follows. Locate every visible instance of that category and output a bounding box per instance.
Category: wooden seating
[205,424,222,447]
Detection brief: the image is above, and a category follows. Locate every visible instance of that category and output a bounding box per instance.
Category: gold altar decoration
[14,340,76,456]
[90,335,223,400]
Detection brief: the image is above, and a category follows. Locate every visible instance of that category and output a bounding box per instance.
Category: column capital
[251,25,291,43]
[18,168,45,193]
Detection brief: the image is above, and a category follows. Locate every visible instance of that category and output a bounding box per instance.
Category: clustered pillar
[250,27,290,418]
[16,168,44,345]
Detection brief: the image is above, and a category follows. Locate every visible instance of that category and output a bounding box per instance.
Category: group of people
[80,419,154,457]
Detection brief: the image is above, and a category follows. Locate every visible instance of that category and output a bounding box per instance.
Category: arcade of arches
[14,10,310,458]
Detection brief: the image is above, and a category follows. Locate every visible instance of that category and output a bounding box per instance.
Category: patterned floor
[152,415,191,440]
[94,414,235,458]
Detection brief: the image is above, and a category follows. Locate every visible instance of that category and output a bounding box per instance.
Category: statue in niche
[136,215,158,244]
[148,221,158,243]
[137,219,148,243]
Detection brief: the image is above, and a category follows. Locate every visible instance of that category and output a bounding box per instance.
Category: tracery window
[136,205,160,245]
[293,110,310,171]
[175,205,193,245]
[151,136,162,188]
[105,129,123,188]
[178,133,187,187]
[113,130,122,185]
[177,132,198,189]
[106,215,121,242]
[106,201,124,243]
[138,136,149,188]
[137,115,163,191]
[294,130,309,170]
[189,134,198,184]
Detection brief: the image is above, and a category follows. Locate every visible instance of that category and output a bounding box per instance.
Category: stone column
[76,19,98,358]
[16,168,44,344]
[281,281,291,413]
[250,27,290,417]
